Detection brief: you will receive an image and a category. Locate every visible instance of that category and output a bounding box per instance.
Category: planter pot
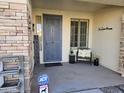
[94,58,99,66]
[69,55,75,64]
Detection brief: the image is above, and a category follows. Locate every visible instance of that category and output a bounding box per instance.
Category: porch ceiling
[78,0,124,6]
[31,0,115,12]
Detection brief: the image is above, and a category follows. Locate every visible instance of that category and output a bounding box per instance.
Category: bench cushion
[78,49,91,58]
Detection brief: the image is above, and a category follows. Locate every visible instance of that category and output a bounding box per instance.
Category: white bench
[76,48,92,65]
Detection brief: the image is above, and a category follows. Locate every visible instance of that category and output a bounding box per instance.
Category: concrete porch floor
[31,63,124,93]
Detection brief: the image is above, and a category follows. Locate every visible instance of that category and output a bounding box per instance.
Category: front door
[43,14,62,62]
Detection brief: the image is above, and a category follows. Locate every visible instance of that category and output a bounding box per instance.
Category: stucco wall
[93,7,124,72]
[32,9,94,64]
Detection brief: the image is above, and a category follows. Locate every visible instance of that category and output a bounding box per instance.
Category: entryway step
[73,89,103,93]
[117,84,124,92]
[100,86,124,93]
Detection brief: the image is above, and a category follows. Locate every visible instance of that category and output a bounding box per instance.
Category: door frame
[43,14,63,63]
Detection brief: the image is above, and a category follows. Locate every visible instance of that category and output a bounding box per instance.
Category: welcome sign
[98,27,113,31]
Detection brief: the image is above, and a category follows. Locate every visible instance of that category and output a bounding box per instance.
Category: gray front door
[43,14,62,62]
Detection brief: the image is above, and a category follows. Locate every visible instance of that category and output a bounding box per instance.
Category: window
[70,19,89,48]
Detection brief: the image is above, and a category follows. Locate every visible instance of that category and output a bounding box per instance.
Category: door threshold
[44,61,62,64]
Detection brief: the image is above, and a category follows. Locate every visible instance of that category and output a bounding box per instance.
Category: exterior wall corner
[0,0,32,92]
[119,14,124,76]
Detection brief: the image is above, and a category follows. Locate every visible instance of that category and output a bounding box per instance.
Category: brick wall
[0,1,32,93]
[119,15,124,76]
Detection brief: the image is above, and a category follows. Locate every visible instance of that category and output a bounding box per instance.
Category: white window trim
[70,18,89,49]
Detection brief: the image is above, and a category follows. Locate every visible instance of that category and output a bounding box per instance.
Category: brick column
[119,15,124,77]
[0,1,32,93]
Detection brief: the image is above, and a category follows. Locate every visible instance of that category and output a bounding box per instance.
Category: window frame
[70,18,89,48]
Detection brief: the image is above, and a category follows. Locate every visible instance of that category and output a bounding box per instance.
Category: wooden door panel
[43,14,62,62]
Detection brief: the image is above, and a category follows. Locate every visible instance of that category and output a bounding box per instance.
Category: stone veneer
[119,15,124,76]
[0,1,32,93]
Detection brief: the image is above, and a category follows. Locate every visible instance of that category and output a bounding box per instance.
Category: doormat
[44,63,63,67]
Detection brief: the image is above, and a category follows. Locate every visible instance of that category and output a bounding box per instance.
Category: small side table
[69,55,75,64]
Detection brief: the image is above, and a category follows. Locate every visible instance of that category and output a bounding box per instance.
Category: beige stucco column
[0,0,33,92]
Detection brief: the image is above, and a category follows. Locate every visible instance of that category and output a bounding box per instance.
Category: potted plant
[93,53,100,66]
[70,50,74,55]
[69,48,75,64]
